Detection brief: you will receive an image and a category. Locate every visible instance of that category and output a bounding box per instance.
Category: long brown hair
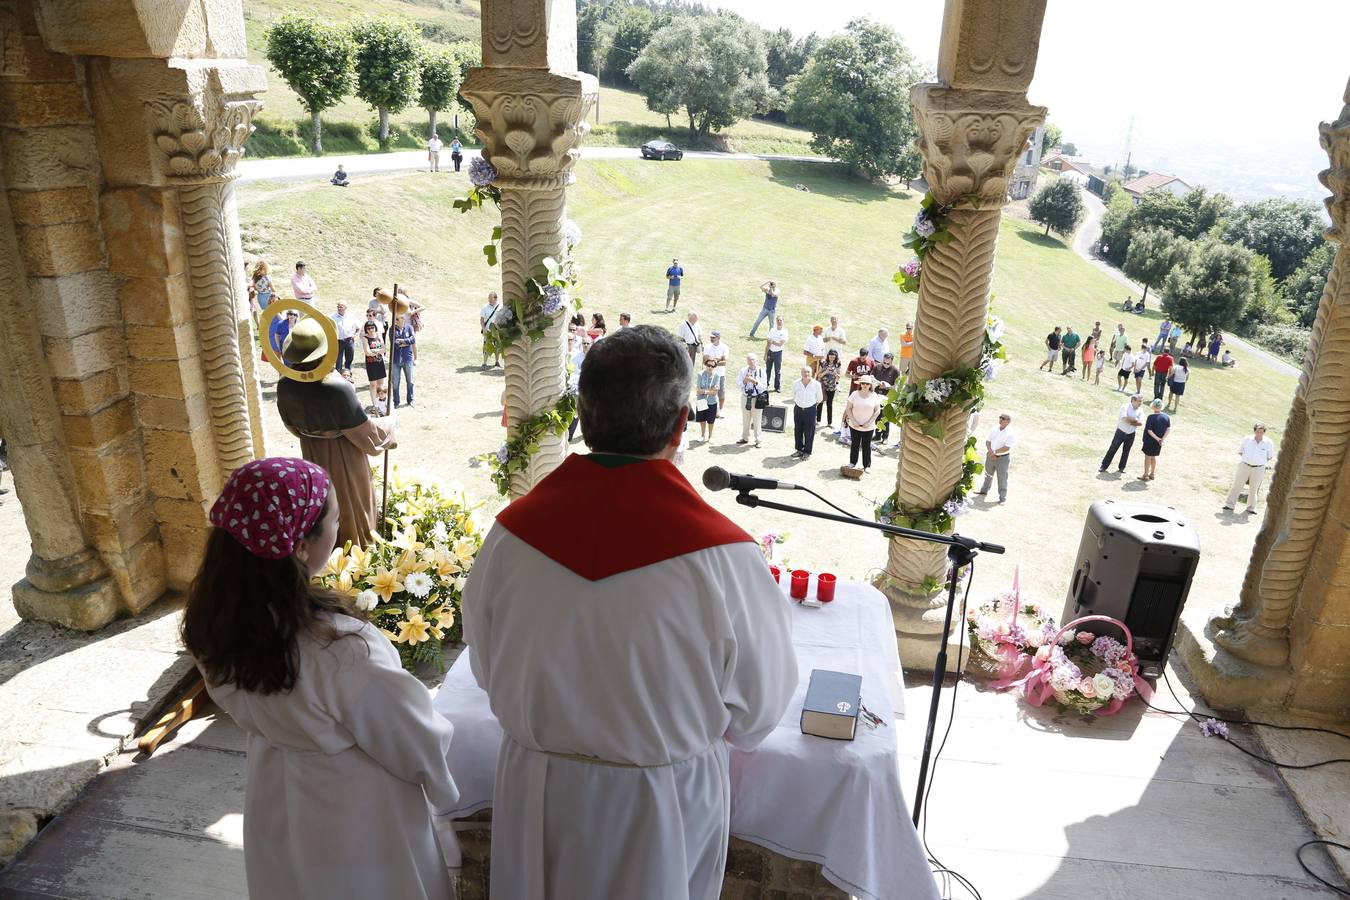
[182,503,360,695]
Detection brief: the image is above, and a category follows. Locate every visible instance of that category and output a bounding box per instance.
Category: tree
[1098,188,1135,265]
[1239,253,1292,331]
[763,27,817,115]
[784,19,925,179]
[1178,187,1232,240]
[1041,122,1062,157]
[418,44,466,137]
[265,15,355,155]
[1162,239,1254,341]
[1124,227,1192,303]
[627,15,773,139]
[351,18,423,149]
[1283,240,1335,326]
[1061,141,1078,156]
[599,5,661,87]
[1223,197,1326,281]
[1028,177,1085,238]
[577,0,608,76]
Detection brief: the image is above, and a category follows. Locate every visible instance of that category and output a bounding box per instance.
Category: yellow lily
[332,570,360,599]
[319,547,350,580]
[396,548,430,575]
[452,537,478,566]
[346,545,372,577]
[390,526,426,555]
[370,567,405,602]
[396,610,432,645]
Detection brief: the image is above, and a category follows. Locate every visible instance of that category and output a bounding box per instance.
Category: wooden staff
[379,282,399,537]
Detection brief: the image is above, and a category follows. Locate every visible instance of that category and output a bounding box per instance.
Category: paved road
[238,145,827,184]
[1070,189,1299,378]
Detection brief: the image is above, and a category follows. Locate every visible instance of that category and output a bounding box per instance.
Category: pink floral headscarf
[209,457,331,560]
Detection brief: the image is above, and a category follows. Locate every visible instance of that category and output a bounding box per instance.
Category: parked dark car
[641,140,684,161]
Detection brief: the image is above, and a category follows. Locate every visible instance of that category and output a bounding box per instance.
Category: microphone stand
[732,489,1004,828]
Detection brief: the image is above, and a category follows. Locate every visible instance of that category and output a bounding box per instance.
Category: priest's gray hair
[578,325,691,456]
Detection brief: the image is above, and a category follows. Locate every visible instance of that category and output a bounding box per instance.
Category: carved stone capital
[460,68,597,190]
[1319,79,1350,243]
[147,91,260,183]
[910,84,1046,206]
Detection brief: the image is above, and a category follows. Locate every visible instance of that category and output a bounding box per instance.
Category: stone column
[84,57,266,587]
[461,0,595,498]
[882,0,1046,666]
[1182,80,1350,718]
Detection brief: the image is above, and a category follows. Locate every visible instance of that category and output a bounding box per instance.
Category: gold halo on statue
[260,297,339,383]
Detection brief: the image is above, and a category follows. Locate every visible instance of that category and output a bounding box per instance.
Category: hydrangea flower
[981,357,1000,382]
[913,212,936,238]
[468,156,498,187]
[496,306,515,324]
[1200,718,1229,738]
[1103,666,1135,699]
[985,315,1005,343]
[923,378,954,404]
[540,284,569,316]
[901,259,921,277]
[1050,661,1083,693]
[495,444,510,465]
[563,219,583,248]
[1091,635,1128,663]
[942,498,968,518]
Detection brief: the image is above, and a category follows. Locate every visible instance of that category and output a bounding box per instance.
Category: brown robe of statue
[277,374,394,548]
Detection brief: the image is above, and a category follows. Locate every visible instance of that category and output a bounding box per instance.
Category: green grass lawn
[238,158,1296,619]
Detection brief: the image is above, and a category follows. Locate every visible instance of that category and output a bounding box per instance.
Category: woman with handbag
[695,357,719,441]
[736,353,766,447]
[843,375,882,472]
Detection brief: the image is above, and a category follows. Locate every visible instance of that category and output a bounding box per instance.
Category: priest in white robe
[463,325,797,900]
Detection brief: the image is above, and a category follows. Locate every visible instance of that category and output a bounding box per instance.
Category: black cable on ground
[919,559,981,900]
[1295,840,1350,896]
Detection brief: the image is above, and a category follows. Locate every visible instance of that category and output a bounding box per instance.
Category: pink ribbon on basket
[986,565,1029,689]
[1009,614,1155,717]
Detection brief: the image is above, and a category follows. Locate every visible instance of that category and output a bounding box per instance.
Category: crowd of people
[250,258,428,415]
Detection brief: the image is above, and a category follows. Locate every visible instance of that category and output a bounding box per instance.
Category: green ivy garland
[875,435,984,534]
[455,162,583,496]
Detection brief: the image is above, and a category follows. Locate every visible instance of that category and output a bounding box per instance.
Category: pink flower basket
[1014,615,1153,716]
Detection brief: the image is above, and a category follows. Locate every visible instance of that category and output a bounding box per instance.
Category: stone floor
[2,653,1346,900]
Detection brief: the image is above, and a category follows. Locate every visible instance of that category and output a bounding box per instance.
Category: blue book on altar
[800,669,862,741]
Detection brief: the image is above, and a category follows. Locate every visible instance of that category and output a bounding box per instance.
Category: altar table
[432,579,940,900]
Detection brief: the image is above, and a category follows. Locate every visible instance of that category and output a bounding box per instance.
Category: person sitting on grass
[1221,350,1236,368]
[331,164,350,187]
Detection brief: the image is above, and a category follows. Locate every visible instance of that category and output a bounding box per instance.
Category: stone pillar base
[1176,606,1292,714]
[889,593,972,673]
[12,575,120,632]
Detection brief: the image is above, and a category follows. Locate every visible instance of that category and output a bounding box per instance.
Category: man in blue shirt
[664,258,683,312]
[390,313,417,408]
[749,280,778,338]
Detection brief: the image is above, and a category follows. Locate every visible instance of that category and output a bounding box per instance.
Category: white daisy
[405,571,434,599]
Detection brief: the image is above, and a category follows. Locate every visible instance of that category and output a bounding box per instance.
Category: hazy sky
[711,0,1349,201]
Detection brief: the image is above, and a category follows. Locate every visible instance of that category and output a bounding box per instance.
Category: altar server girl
[182,457,459,900]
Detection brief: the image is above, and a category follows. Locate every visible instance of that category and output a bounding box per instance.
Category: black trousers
[1100,428,1136,471]
[849,427,873,468]
[1062,348,1075,372]
[817,390,835,424]
[765,350,782,390]
[1153,372,1167,400]
[337,337,355,373]
[452,153,463,171]
[794,406,816,455]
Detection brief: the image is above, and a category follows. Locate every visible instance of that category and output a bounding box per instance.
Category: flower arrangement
[481,389,578,497]
[966,577,1058,682]
[881,366,985,440]
[1018,615,1150,716]
[455,159,583,493]
[313,468,485,671]
[756,531,791,566]
[893,192,961,294]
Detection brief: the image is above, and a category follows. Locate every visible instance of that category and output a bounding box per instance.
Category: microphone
[702,466,800,493]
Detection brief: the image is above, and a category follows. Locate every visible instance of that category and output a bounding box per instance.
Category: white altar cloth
[433,580,939,900]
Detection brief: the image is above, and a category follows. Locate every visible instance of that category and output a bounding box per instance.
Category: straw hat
[281,318,329,370]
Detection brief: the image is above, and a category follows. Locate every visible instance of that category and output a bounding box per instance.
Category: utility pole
[1119,116,1135,180]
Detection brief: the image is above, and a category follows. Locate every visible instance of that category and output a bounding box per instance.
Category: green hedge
[248,116,477,158]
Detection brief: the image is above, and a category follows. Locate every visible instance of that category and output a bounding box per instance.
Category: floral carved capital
[146,83,261,182]
[461,68,597,190]
[910,84,1046,207]
[1319,81,1350,243]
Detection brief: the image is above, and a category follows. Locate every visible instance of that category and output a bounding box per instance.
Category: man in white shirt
[679,311,702,364]
[427,133,442,172]
[867,328,890,364]
[1116,345,1135,391]
[464,326,796,900]
[823,315,847,352]
[704,331,729,415]
[1100,393,1145,473]
[331,301,358,378]
[803,324,826,379]
[1224,423,1275,513]
[1132,345,1151,393]
[765,316,788,392]
[479,291,503,369]
[291,260,316,301]
[975,413,1016,502]
[737,353,765,447]
[791,365,824,459]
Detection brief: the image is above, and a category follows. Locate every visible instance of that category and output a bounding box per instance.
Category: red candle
[790,569,810,600]
[817,573,837,602]
[769,565,781,584]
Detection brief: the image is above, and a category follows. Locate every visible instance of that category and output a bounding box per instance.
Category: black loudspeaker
[1061,500,1200,678]
[761,404,787,433]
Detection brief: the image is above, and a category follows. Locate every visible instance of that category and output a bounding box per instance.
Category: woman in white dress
[182,457,460,900]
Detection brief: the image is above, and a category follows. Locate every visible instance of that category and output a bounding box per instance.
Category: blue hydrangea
[942,498,968,518]
[494,444,510,464]
[540,284,569,316]
[468,156,498,187]
[914,214,936,238]
[563,219,583,248]
[981,357,999,382]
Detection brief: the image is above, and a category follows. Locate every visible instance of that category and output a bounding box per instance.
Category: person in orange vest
[899,323,915,374]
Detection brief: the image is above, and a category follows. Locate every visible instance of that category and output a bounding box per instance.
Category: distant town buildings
[1121,172,1193,203]
[1009,124,1045,200]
